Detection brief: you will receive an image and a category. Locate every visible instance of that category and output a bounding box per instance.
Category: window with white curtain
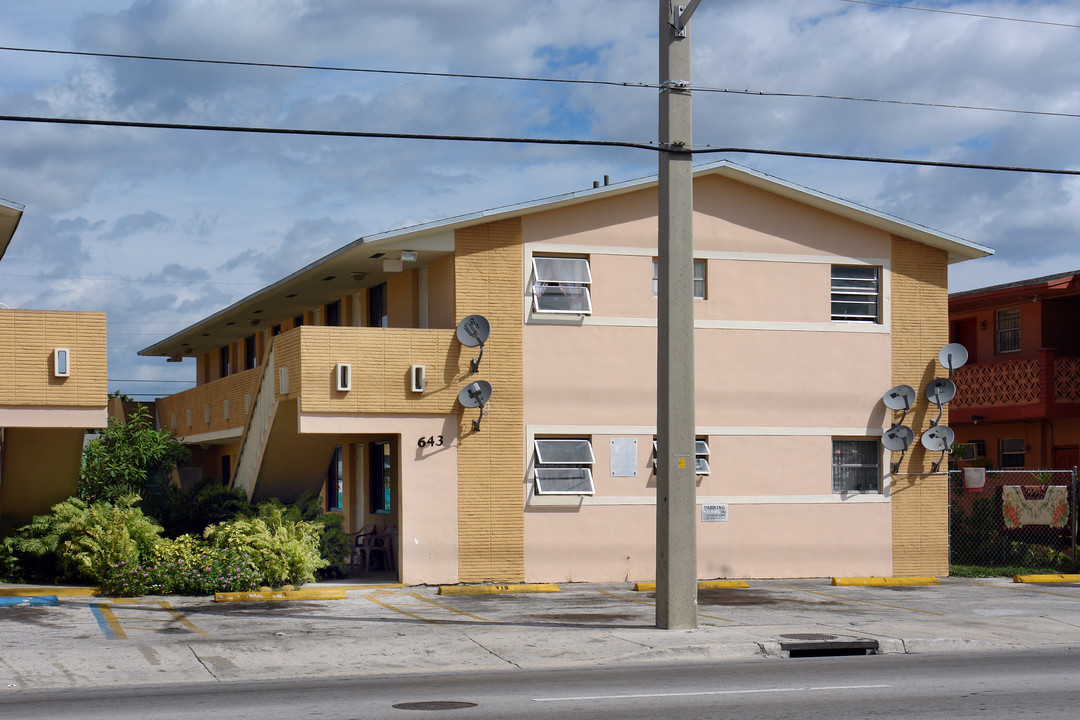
[532,256,592,314]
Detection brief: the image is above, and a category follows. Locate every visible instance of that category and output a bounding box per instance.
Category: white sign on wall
[701,503,729,522]
[609,438,638,477]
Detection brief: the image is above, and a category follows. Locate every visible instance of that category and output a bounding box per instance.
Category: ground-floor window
[832,439,881,493]
[1000,438,1025,468]
[369,441,392,514]
[534,438,595,495]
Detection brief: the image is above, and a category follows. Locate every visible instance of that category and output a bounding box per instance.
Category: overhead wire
[839,1,1080,29]
[1,113,1078,176]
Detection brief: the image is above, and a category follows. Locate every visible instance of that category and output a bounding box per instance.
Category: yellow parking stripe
[780,586,944,615]
[362,591,496,624]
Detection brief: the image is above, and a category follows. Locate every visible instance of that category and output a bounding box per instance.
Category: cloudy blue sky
[2,0,1079,399]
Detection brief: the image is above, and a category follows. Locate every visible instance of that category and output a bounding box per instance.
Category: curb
[831,576,939,586]
[215,588,348,602]
[437,583,560,596]
[633,580,750,591]
[1013,574,1080,583]
[0,595,59,607]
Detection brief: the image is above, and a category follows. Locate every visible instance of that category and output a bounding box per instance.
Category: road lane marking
[779,586,944,615]
[533,683,893,702]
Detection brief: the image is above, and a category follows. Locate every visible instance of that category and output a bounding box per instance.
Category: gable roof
[950,269,1080,310]
[0,197,25,262]
[141,160,992,358]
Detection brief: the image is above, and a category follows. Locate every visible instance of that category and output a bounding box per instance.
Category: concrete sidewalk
[2,577,1080,690]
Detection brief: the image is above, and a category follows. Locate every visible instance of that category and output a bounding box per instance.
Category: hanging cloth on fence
[1002,485,1069,530]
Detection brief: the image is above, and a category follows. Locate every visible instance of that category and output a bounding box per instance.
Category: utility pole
[656,0,701,630]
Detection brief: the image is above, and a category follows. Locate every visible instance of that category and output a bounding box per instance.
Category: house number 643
[417,435,444,448]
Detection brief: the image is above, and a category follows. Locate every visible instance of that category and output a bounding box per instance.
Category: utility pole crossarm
[670,0,705,34]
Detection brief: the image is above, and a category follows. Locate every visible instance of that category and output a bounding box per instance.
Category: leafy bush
[78,405,190,504]
[0,495,162,584]
[278,494,350,580]
[204,503,327,587]
[98,535,264,597]
[159,478,253,538]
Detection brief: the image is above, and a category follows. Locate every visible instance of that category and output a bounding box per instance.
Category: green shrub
[78,405,190,504]
[0,495,162,584]
[277,494,350,580]
[204,503,327,587]
[98,535,264,597]
[160,478,252,538]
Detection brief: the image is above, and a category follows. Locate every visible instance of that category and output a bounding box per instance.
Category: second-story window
[219,345,231,378]
[325,300,342,327]
[244,335,257,370]
[532,256,592,315]
[652,259,706,299]
[995,308,1021,353]
[831,265,881,323]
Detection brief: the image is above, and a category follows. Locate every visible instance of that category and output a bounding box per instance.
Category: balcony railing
[953,350,1080,411]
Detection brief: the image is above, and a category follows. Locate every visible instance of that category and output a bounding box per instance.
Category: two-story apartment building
[140,161,991,584]
[0,198,108,533]
[949,270,1080,471]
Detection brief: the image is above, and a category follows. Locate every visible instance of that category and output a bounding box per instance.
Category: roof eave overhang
[0,198,26,262]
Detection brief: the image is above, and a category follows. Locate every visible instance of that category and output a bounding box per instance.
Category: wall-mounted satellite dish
[921,424,955,472]
[920,425,955,452]
[938,343,969,375]
[882,425,914,452]
[883,385,915,412]
[925,378,956,405]
[457,380,493,431]
[456,314,491,375]
[882,424,915,473]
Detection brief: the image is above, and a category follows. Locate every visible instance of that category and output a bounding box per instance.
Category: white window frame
[652,437,711,476]
[533,438,595,495]
[532,256,593,315]
[652,259,706,300]
[832,438,882,494]
[831,265,881,323]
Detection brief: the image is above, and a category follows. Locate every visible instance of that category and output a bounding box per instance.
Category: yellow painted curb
[831,576,939,586]
[437,583,560,595]
[633,580,750,592]
[0,587,97,597]
[214,588,348,602]
[1013,574,1080,583]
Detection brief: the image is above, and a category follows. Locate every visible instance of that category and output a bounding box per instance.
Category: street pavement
[2,577,1080,690]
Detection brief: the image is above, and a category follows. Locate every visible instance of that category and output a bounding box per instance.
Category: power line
[2,112,1079,176]
[840,1,1080,29]
[1,43,1074,120]
[0,45,654,91]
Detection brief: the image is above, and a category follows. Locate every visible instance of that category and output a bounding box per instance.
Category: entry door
[369,441,392,516]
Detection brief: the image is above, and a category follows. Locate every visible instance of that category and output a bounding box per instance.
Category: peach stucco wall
[519,173,897,580]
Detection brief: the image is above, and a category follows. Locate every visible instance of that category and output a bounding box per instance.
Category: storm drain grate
[393,701,478,711]
[779,638,878,658]
[778,633,838,641]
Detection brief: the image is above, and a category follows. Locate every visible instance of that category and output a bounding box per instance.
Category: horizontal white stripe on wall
[527,494,889,507]
[527,425,884,437]
[569,317,890,333]
[529,243,889,268]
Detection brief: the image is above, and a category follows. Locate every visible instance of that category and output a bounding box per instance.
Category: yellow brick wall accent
[0,309,106,408]
[454,219,526,582]
[295,327,465,414]
[156,366,261,435]
[890,237,950,576]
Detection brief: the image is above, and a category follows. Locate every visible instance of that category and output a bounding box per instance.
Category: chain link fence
[949,468,1079,575]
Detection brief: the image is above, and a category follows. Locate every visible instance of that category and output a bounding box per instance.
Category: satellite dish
[456,315,490,347]
[883,385,916,411]
[925,378,956,405]
[939,343,969,373]
[456,314,491,374]
[920,425,955,452]
[882,425,914,452]
[457,380,493,431]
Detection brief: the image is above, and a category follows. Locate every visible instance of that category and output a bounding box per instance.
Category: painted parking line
[962,580,1080,599]
[361,590,497,624]
[91,600,209,639]
[779,586,945,615]
[597,589,735,623]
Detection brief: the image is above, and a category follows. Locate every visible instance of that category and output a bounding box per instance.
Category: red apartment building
[949,270,1080,471]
